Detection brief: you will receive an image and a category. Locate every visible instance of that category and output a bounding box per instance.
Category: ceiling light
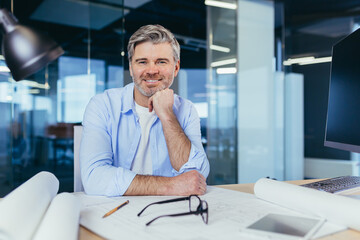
[284,56,332,66]
[210,44,230,53]
[20,80,51,89]
[211,58,237,67]
[216,67,237,74]
[283,56,315,66]
[298,56,332,65]
[205,0,237,10]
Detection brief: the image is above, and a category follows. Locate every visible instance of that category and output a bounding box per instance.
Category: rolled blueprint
[0,171,59,240]
[33,193,81,240]
[254,178,360,231]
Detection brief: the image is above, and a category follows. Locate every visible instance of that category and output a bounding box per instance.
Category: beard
[133,75,173,97]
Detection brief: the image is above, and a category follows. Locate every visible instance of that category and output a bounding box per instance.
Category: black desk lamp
[0,8,64,81]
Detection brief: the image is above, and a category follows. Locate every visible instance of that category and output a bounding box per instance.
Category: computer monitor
[324,28,360,153]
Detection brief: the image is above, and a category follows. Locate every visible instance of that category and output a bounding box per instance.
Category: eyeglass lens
[189,195,208,224]
[189,195,201,212]
[201,201,208,224]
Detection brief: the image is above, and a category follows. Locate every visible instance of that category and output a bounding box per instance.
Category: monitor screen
[324,28,360,153]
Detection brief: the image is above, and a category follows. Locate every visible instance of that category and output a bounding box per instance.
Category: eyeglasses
[137,195,208,226]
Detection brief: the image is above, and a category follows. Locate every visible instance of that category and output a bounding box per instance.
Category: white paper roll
[33,193,81,240]
[0,171,59,240]
[254,178,360,231]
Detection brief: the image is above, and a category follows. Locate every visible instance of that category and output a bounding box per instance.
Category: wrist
[158,109,176,123]
[155,176,174,195]
[162,176,176,195]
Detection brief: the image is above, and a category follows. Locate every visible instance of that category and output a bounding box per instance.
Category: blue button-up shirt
[80,83,210,196]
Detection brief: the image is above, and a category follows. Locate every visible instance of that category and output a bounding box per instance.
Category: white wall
[237,0,277,183]
[285,73,304,180]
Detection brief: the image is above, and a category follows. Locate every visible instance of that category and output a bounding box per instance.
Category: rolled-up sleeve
[80,96,135,196]
[171,103,210,178]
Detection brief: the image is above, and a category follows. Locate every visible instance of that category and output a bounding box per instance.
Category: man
[80,24,209,197]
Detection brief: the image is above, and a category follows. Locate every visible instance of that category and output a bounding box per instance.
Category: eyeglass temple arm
[137,196,190,216]
[146,212,198,226]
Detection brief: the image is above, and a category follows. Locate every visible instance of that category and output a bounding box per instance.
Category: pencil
[102,200,129,218]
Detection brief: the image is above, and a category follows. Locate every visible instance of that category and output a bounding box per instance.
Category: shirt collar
[173,93,180,112]
[121,83,136,114]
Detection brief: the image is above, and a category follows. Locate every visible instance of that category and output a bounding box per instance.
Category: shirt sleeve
[80,96,136,196]
[171,103,210,178]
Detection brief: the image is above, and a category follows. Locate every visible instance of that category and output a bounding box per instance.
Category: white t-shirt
[131,102,156,175]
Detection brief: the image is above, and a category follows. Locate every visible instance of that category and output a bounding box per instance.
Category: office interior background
[1,0,360,197]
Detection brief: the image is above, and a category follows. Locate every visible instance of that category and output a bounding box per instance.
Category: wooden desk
[79,179,360,240]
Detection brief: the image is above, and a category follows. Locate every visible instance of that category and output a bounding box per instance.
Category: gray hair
[127,24,180,62]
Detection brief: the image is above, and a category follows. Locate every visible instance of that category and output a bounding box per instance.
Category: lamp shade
[0,8,64,81]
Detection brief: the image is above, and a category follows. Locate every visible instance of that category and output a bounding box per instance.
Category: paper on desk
[255,178,360,231]
[33,193,81,240]
[0,171,59,240]
[75,186,345,240]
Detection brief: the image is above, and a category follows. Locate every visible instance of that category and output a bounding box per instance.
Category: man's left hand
[148,89,174,120]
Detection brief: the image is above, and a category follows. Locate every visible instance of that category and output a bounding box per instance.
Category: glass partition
[206,1,238,184]
[0,0,125,196]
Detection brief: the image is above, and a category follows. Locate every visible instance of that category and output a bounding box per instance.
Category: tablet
[244,213,325,240]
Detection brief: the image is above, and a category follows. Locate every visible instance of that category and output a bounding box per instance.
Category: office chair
[73,125,84,192]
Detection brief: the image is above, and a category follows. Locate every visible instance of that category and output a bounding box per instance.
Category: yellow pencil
[102,200,129,218]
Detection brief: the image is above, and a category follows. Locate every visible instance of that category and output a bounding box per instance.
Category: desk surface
[79,179,360,240]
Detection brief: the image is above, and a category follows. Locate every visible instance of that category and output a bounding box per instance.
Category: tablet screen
[247,213,322,238]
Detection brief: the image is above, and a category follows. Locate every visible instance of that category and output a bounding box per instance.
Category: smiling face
[130,41,180,106]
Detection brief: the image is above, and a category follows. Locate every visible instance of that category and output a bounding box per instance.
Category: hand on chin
[148,88,174,120]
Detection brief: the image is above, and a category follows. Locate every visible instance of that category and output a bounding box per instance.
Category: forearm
[160,112,191,171]
[124,175,172,195]
[124,170,207,196]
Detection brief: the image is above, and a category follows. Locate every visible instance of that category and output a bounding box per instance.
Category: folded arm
[149,89,210,177]
[124,170,207,196]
